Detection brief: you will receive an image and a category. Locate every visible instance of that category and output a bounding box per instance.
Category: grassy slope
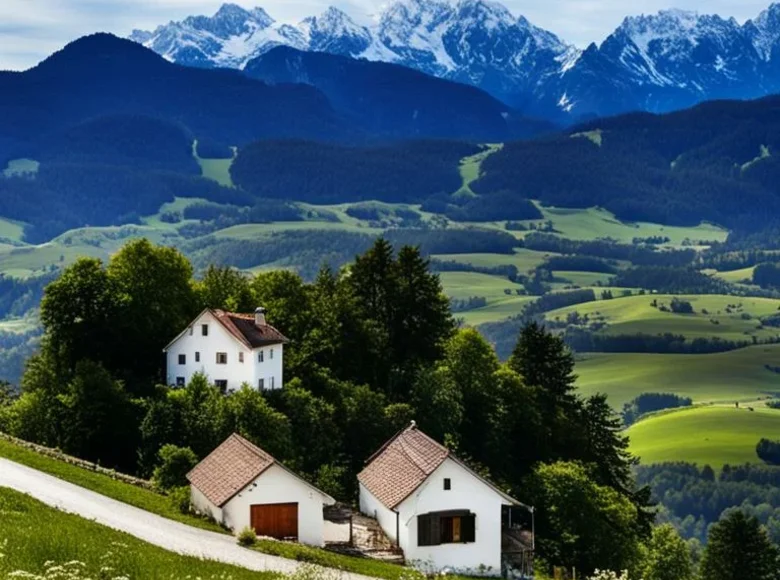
[546,294,780,342]
[0,487,280,580]
[0,436,224,533]
[575,345,780,408]
[453,144,502,197]
[627,406,780,467]
[433,248,556,273]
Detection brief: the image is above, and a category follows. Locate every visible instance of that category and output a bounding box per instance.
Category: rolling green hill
[627,406,780,468]
[575,345,780,408]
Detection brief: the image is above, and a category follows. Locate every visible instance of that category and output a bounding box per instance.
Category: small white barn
[188,433,335,546]
[359,422,527,576]
[164,307,287,392]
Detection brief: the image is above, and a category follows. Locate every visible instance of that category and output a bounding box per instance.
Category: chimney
[255,307,266,327]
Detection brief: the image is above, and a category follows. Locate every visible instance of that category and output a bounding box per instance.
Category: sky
[0,0,774,71]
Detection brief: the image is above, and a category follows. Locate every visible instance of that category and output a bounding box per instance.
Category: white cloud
[0,0,774,70]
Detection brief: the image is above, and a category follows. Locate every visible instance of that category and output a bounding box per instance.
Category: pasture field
[627,406,780,468]
[194,142,236,187]
[575,345,780,408]
[439,271,524,301]
[458,295,536,326]
[0,218,25,242]
[546,294,780,342]
[554,270,613,287]
[713,266,756,284]
[433,248,556,273]
[454,144,502,197]
[0,487,280,580]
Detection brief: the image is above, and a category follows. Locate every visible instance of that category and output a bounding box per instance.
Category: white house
[164,307,287,392]
[188,433,335,546]
[358,422,529,576]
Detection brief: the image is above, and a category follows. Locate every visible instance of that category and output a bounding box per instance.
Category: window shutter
[462,513,476,543]
[418,515,442,546]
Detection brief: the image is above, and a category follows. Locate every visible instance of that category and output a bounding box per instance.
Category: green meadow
[627,406,780,468]
[575,345,780,408]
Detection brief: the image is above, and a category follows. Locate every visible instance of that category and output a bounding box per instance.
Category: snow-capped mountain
[131,2,780,122]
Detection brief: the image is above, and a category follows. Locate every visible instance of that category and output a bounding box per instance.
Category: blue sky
[0,0,773,70]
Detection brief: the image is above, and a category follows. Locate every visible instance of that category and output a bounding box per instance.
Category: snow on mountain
[130,2,780,121]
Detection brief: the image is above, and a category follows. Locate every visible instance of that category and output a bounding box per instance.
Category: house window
[178,354,186,365]
[195,352,200,363]
[258,351,264,363]
[270,348,274,360]
[216,352,227,364]
[189,327,193,336]
[239,352,244,363]
[201,324,209,336]
[418,512,475,546]
[444,478,451,491]
[258,378,265,390]
[270,376,275,389]
[176,377,185,387]
[215,380,228,393]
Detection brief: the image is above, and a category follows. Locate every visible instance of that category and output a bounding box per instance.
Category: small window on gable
[239,352,244,363]
[258,378,265,390]
[258,351,264,363]
[178,354,186,365]
[215,380,228,393]
[270,348,274,360]
[444,478,451,491]
[176,377,185,387]
[195,352,200,363]
[189,327,193,336]
[201,324,209,337]
[216,352,227,364]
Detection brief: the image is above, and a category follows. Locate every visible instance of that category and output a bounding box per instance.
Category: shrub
[756,438,780,465]
[670,298,694,314]
[168,485,191,514]
[152,444,198,491]
[238,526,258,546]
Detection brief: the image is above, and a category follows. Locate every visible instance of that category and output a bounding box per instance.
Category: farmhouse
[164,307,287,392]
[359,422,532,577]
[188,433,335,546]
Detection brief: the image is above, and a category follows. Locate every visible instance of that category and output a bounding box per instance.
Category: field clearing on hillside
[714,267,756,283]
[0,218,25,243]
[454,144,502,197]
[2,158,39,177]
[213,221,384,239]
[534,206,728,244]
[546,294,780,342]
[459,295,536,326]
[143,197,212,228]
[0,487,279,580]
[555,270,613,287]
[440,271,523,301]
[194,142,236,188]
[627,406,780,467]
[433,248,556,272]
[575,345,780,408]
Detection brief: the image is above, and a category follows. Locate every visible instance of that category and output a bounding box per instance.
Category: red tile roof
[187,433,276,507]
[212,310,288,349]
[358,423,450,509]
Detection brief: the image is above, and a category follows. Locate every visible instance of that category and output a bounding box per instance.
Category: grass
[571,129,603,147]
[0,436,225,533]
[741,145,771,172]
[575,344,780,408]
[439,271,524,301]
[0,487,281,580]
[194,141,237,188]
[627,405,780,468]
[0,217,26,242]
[546,294,780,342]
[453,144,502,197]
[433,248,556,273]
[713,266,756,284]
[251,540,410,580]
[3,158,39,177]
[554,271,613,287]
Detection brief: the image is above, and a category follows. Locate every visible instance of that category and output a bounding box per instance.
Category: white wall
[166,311,283,391]
[359,482,399,544]
[191,485,223,523]
[220,463,331,547]
[396,458,505,577]
[252,344,283,391]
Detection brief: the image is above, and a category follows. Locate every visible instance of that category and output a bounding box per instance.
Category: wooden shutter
[462,513,476,543]
[418,514,442,546]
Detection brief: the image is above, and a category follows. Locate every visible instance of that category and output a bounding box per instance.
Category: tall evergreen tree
[700,511,780,580]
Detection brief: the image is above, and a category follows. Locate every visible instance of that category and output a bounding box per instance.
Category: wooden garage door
[251,503,298,540]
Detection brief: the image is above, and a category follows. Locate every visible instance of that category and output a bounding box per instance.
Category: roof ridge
[231,432,276,464]
[395,433,431,478]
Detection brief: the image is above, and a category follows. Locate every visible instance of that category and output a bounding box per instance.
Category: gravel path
[0,458,370,579]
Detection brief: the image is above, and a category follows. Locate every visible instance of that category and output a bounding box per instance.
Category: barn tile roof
[187,433,276,507]
[212,310,289,349]
[358,423,450,509]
